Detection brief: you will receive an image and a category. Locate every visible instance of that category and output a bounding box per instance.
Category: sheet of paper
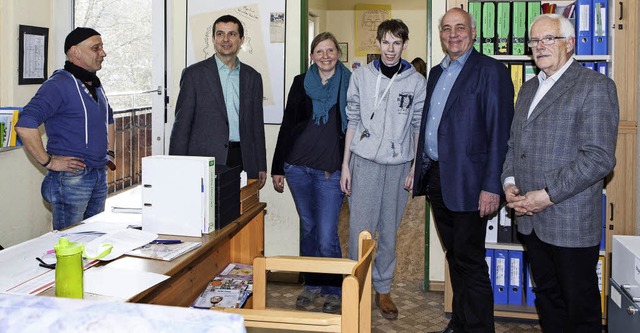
[84,229,157,261]
[84,266,169,300]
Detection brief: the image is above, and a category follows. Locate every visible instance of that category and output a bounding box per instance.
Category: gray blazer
[501,60,619,248]
[169,56,267,178]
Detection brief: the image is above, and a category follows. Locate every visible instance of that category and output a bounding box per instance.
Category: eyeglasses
[527,36,566,48]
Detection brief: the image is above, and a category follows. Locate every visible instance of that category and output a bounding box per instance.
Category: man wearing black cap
[169,15,267,188]
[16,27,115,231]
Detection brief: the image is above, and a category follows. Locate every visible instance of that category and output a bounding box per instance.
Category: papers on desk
[84,266,169,300]
[84,229,157,261]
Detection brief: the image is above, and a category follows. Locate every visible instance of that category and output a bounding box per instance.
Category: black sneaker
[296,289,321,309]
[322,295,342,314]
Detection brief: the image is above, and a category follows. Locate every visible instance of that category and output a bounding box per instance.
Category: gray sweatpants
[348,154,411,294]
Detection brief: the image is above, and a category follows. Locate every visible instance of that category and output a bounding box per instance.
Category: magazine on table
[126,241,201,261]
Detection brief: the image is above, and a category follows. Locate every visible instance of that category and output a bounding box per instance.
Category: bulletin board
[355,4,391,56]
[186,0,286,124]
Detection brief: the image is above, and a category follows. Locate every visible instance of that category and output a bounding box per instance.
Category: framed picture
[19,25,49,85]
[366,53,380,64]
[338,42,348,62]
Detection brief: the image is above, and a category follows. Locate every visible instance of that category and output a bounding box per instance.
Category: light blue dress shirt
[424,48,473,161]
[215,55,241,142]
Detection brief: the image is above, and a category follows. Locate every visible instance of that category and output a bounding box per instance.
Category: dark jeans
[284,163,344,296]
[428,161,495,333]
[41,167,108,230]
[226,142,243,170]
[521,230,601,333]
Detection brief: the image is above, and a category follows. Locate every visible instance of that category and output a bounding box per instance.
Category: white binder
[141,155,215,237]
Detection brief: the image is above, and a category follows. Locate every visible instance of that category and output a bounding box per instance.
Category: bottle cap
[54,237,84,256]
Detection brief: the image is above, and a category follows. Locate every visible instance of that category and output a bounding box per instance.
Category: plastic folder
[508,250,524,305]
[494,249,509,304]
[486,249,494,288]
[575,0,593,55]
[524,256,536,306]
[496,2,511,55]
[481,2,496,55]
[526,2,541,55]
[510,63,524,104]
[511,2,527,55]
[596,62,607,77]
[592,0,608,55]
[468,2,482,52]
[601,191,606,250]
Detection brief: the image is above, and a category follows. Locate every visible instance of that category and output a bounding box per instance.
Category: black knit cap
[64,27,101,53]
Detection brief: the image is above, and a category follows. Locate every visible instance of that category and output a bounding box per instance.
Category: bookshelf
[443,0,638,324]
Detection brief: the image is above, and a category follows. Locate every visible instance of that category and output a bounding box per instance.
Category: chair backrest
[221,230,376,333]
[341,231,374,333]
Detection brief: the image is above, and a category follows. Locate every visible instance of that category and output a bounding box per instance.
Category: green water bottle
[54,237,84,298]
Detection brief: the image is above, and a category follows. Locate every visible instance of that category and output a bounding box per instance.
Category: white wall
[0,0,72,247]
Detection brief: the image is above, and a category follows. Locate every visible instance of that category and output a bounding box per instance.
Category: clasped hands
[504,184,553,216]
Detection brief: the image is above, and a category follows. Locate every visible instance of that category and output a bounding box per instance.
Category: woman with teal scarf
[271,32,351,314]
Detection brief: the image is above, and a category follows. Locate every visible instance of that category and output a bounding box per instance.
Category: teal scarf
[303,62,351,132]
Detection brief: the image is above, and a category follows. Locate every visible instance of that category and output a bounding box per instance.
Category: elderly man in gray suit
[170,14,267,188]
[501,14,618,333]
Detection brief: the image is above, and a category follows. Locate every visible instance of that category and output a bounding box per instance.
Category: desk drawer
[608,278,640,333]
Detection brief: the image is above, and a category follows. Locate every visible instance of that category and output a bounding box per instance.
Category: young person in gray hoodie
[340,19,426,320]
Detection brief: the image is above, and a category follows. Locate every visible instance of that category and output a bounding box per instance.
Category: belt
[228,141,241,148]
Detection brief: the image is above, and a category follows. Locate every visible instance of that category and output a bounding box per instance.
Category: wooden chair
[221,230,376,333]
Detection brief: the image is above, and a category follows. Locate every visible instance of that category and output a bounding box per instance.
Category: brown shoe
[374,292,398,320]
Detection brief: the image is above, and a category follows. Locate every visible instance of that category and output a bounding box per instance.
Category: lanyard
[374,70,398,110]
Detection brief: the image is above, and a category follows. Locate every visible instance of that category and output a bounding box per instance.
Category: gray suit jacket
[169,56,267,178]
[501,60,619,247]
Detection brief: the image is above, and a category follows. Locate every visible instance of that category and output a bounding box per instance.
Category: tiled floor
[248,279,541,333]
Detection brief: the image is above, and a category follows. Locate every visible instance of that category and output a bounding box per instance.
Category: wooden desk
[93,202,265,307]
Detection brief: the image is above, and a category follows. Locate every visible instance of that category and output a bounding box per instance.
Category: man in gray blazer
[169,15,267,188]
[502,14,619,332]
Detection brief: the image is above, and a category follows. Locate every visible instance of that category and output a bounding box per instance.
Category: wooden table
[42,202,266,307]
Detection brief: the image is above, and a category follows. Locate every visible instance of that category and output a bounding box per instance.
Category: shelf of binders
[485,241,606,256]
[492,54,610,61]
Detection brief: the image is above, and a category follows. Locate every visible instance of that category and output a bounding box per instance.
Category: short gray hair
[529,14,575,39]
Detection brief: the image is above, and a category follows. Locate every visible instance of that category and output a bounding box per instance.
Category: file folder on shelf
[575,0,593,55]
[481,2,496,55]
[494,249,509,304]
[486,249,494,288]
[526,2,542,55]
[468,2,482,52]
[496,2,511,55]
[524,63,537,82]
[581,62,595,71]
[597,255,605,314]
[601,191,606,250]
[497,206,513,243]
[592,0,608,55]
[486,212,498,243]
[508,250,524,305]
[510,63,524,104]
[524,255,536,307]
[511,2,527,55]
[596,62,607,77]
[142,155,216,237]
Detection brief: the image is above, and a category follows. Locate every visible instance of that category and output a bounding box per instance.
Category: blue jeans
[41,167,108,230]
[284,163,344,296]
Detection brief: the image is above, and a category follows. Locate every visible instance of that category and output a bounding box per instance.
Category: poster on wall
[187,0,286,124]
[355,4,391,57]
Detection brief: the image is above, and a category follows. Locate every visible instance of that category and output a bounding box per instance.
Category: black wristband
[107,150,115,158]
[41,154,52,168]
